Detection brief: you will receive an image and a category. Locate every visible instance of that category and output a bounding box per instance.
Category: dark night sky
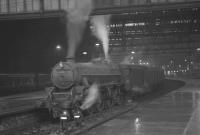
[0,17,93,73]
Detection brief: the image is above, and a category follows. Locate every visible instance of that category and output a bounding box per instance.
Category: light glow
[59,62,64,68]
[83,52,88,55]
[95,43,100,46]
[60,116,67,120]
[56,45,61,50]
[135,117,141,131]
[63,111,67,115]
[74,115,81,119]
[135,118,139,123]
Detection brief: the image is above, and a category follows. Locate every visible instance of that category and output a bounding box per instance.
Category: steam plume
[91,15,111,60]
[80,84,99,110]
[65,0,93,58]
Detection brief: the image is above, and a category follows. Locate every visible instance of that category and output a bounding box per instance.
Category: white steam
[65,0,93,58]
[91,15,111,60]
[80,84,99,110]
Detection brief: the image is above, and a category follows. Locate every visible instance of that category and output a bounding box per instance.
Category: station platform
[87,78,200,135]
[0,91,47,116]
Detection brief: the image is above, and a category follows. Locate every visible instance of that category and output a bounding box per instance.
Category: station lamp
[82,52,88,55]
[56,45,61,50]
[95,43,100,46]
[131,51,135,54]
[184,59,187,62]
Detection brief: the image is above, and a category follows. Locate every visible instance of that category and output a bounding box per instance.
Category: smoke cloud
[80,83,99,110]
[65,0,93,58]
[91,15,111,60]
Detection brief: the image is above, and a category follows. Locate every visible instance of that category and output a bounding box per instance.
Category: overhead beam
[0,1,200,20]
[0,11,66,20]
[92,1,200,15]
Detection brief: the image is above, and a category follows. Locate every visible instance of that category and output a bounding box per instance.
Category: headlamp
[73,109,82,119]
[60,116,68,120]
[74,115,81,119]
[60,110,69,120]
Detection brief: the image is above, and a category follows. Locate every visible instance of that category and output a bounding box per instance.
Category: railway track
[0,109,49,135]
[34,102,137,135]
[70,102,137,135]
[0,89,161,135]
[0,101,137,135]
[0,79,182,135]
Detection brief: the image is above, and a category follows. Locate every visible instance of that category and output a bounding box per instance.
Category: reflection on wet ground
[87,78,200,135]
[0,91,46,115]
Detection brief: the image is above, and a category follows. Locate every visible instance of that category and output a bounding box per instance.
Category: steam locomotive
[45,58,164,126]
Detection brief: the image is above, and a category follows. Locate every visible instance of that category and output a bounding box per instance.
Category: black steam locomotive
[45,59,164,126]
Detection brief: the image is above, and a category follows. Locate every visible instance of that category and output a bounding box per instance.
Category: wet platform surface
[0,91,47,115]
[87,78,200,135]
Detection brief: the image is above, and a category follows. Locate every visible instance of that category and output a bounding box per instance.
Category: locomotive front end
[47,60,83,124]
[46,59,125,129]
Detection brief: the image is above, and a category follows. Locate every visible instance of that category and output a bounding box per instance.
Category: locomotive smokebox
[51,61,80,90]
